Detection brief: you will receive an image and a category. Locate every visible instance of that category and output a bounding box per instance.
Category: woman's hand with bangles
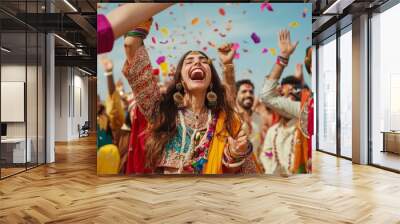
[227,128,249,157]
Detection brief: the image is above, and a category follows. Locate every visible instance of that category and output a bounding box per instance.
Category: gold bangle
[223,63,234,70]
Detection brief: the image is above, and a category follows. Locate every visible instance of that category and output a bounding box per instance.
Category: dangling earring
[206,83,217,108]
[173,82,185,108]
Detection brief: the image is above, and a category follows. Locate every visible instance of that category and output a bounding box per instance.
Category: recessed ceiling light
[1,47,11,53]
[54,34,75,48]
[63,0,78,12]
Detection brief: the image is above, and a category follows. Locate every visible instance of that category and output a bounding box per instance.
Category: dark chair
[79,121,90,138]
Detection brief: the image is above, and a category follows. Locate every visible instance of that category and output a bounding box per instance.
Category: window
[370,3,400,171]
[339,27,352,158]
[317,35,337,154]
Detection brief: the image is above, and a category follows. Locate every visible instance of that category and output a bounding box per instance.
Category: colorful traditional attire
[260,78,312,174]
[97,90,125,175]
[122,46,257,174]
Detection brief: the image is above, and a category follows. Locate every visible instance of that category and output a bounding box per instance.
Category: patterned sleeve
[260,78,301,119]
[105,91,125,133]
[122,45,161,122]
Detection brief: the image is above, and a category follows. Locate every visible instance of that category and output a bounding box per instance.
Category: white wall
[54,67,89,141]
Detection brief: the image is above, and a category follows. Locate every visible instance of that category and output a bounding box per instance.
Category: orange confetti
[191,17,200,25]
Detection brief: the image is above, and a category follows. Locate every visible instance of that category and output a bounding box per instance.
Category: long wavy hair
[145,50,236,169]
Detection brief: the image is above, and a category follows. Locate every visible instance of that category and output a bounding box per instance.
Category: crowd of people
[97,4,313,176]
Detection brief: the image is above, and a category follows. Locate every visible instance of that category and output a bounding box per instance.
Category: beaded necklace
[177,110,218,173]
[272,121,296,175]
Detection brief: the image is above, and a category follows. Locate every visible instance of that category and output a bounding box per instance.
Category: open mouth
[189,67,206,81]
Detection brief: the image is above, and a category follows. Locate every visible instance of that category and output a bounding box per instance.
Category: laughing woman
[121,20,257,174]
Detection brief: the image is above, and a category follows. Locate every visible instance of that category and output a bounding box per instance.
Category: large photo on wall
[97,3,313,176]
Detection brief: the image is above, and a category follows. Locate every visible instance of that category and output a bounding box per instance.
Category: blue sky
[98,3,311,101]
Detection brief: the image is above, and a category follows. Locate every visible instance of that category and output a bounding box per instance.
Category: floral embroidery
[122,46,161,122]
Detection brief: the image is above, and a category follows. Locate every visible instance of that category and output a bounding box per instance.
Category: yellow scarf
[203,111,241,174]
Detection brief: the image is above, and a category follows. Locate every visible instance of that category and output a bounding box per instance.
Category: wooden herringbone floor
[0,135,400,224]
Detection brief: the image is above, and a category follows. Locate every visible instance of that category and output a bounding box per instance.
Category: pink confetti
[202,47,208,51]
[261,3,273,12]
[156,56,166,65]
[262,48,268,54]
[232,43,240,51]
[265,151,273,158]
[151,37,157,44]
[234,53,240,59]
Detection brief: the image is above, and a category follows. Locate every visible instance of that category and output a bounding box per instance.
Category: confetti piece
[248,69,253,74]
[152,68,159,76]
[213,28,219,32]
[289,21,300,28]
[156,56,166,65]
[265,151,273,158]
[159,40,168,44]
[160,27,169,37]
[261,3,273,12]
[219,8,226,16]
[302,8,307,18]
[151,37,157,44]
[160,62,169,74]
[243,49,249,53]
[206,19,212,27]
[270,48,276,56]
[262,48,268,54]
[203,47,208,51]
[225,23,232,32]
[234,53,240,59]
[191,17,200,25]
[196,40,201,45]
[208,41,216,48]
[169,11,174,15]
[251,32,261,44]
[219,33,226,38]
[155,22,159,31]
[232,43,240,51]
